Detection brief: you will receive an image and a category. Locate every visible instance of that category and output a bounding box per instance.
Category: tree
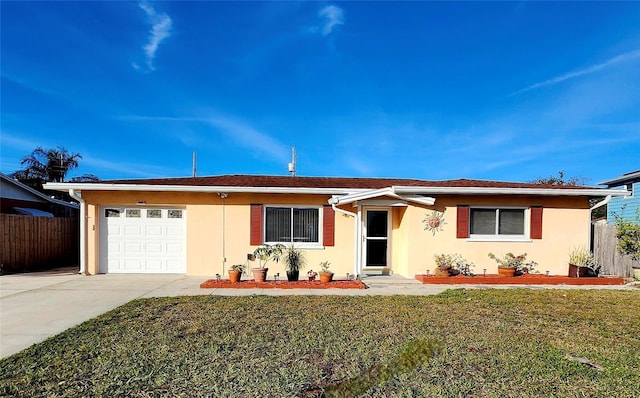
[529,170,589,186]
[530,170,605,220]
[10,146,99,199]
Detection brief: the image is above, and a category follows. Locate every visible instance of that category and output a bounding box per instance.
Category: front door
[363,209,389,267]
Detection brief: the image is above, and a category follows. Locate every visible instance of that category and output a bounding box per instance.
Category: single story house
[599,170,640,223]
[1,172,79,218]
[44,175,627,278]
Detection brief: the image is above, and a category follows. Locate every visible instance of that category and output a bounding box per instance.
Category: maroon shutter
[457,205,469,238]
[530,206,543,239]
[250,204,263,245]
[323,205,335,246]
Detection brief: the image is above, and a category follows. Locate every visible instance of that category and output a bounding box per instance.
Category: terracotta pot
[228,270,241,283]
[568,264,591,278]
[286,270,299,282]
[497,267,516,277]
[319,272,334,283]
[252,267,268,282]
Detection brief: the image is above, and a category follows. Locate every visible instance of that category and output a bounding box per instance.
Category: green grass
[1,289,639,397]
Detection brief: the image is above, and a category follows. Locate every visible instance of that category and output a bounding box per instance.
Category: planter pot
[228,270,242,283]
[319,272,334,283]
[252,267,268,282]
[286,270,300,282]
[568,264,591,278]
[497,267,516,277]
[634,268,640,281]
[434,267,460,277]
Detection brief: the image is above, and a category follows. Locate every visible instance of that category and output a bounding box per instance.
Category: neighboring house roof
[598,170,640,187]
[0,172,79,209]
[43,174,628,197]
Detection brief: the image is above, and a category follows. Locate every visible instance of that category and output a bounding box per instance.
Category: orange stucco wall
[80,190,590,277]
[81,191,355,277]
[392,195,590,277]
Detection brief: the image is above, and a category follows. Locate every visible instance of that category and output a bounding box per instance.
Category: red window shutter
[250,204,263,245]
[530,206,543,239]
[323,205,335,246]
[456,205,469,238]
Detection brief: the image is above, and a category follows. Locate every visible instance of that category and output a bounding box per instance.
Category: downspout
[590,195,611,213]
[69,189,85,275]
[219,193,228,274]
[588,195,611,253]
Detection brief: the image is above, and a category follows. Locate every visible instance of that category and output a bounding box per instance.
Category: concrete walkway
[1,270,636,358]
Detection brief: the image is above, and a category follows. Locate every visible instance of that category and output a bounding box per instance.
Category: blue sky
[1,1,639,185]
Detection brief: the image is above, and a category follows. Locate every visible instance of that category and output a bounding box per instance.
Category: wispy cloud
[319,5,344,36]
[311,5,344,36]
[115,113,290,164]
[204,116,290,163]
[133,1,172,72]
[514,49,640,94]
[82,156,173,178]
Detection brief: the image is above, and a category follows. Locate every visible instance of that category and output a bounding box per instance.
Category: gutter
[69,189,86,275]
[590,195,611,212]
[392,186,629,197]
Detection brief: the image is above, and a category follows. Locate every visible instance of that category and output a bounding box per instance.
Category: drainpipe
[219,193,228,274]
[590,195,611,213]
[69,189,85,275]
[588,195,611,252]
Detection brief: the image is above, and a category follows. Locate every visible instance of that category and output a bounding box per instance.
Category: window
[264,206,320,244]
[105,209,120,217]
[126,209,141,218]
[470,208,525,237]
[168,210,183,219]
[147,209,162,218]
[625,183,634,197]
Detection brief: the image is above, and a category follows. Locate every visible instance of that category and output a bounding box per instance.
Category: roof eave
[392,186,629,197]
[598,171,640,186]
[42,182,366,195]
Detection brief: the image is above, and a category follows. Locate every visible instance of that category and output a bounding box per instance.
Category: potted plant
[283,245,306,281]
[488,252,537,277]
[568,247,599,278]
[319,261,334,283]
[228,263,244,283]
[252,244,285,282]
[433,253,474,276]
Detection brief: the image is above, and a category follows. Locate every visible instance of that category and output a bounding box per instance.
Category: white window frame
[468,206,531,242]
[263,205,324,249]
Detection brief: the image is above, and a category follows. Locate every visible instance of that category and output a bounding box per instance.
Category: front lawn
[1,290,639,397]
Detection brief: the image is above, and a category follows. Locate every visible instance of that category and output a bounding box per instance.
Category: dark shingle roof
[97,174,590,190]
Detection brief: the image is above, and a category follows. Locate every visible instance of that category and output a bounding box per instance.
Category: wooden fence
[593,222,639,278]
[0,214,79,273]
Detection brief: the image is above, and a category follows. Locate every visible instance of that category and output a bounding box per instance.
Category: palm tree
[10,146,97,193]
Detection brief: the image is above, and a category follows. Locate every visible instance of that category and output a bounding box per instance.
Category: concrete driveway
[0,269,210,358]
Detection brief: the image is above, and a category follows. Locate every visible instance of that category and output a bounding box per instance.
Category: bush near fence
[0,214,79,273]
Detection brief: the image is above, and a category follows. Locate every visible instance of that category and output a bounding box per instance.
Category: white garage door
[99,207,186,274]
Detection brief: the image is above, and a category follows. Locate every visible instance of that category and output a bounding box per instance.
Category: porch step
[360,274,422,285]
[361,267,392,276]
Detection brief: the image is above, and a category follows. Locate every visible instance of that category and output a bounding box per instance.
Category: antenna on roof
[192,152,197,177]
[288,146,297,177]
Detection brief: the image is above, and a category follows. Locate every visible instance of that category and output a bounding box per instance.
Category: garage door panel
[145,226,163,237]
[166,226,184,236]
[145,259,163,271]
[100,207,186,274]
